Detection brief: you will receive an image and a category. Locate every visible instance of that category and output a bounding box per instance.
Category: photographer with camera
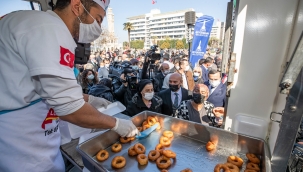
[112,61,139,107]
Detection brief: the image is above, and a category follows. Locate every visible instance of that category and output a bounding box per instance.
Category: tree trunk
[128,29,130,48]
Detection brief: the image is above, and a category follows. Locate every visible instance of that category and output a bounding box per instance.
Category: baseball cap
[93,0,110,12]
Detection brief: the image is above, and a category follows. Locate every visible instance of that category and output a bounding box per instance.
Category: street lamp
[184,11,196,61]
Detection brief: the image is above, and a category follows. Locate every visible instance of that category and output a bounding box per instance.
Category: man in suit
[200,57,213,83]
[176,59,195,91]
[205,70,227,107]
[158,73,192,116]
[154,63,170,91]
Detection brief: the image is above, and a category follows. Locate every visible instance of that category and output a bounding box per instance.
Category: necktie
[173,92,179,108]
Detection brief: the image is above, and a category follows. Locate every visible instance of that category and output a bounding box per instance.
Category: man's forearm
[59,102,116,129]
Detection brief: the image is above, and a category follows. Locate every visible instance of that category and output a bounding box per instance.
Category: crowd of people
[75,48,226,128]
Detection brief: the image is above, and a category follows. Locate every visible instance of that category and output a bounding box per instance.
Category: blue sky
[0,0,229,42]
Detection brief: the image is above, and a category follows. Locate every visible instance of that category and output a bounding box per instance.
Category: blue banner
[190,15,214,66]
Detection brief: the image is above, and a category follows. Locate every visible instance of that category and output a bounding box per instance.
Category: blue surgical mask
[87,74,94,80]
[132,65,139,70]
[193,76,199,82]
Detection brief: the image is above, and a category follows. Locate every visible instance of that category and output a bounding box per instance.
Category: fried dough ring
[148,116,157,126]
[134,143,146,154]
[111,156,126,169]
[128,136,135,141]
[224,163,240,172]
[142,124,150,131]
[120,137,130,144]
[155,144,165,154]
[137,127,143,132]
[111,143,122,152]
[148,150,161,161]
[128,146,137,156]
[244,170,258,172]
[214,164,231,172]
[156,156,172,169]
[160,136,171,147]
[162,131,174,138]
[162,150,176,159]
[246,153,260,164]
[142,120,149,127]
[96,150,109,162]
[246,162,260,171]
[137,154,148,165]
[155,122,161,130]
[227,156,243,168]
[206,141,216,151]
[181,168,193,172]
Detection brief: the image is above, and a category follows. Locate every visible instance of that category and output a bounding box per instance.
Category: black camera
[147,45,161,61]
[74,41,91,64]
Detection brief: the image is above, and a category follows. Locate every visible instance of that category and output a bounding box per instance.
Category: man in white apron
[0,0,138,171]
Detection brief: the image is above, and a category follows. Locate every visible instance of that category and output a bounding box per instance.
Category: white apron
[0,101,64,172]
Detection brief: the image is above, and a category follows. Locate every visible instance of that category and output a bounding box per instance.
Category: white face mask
[105,64,110,68]
[163,70,170,75]
[78,4,102,43]
[143,92,154,100]
[209,80,221,87]
[184,65,190,71]
[175,66,180,70]
[193,72,200,77]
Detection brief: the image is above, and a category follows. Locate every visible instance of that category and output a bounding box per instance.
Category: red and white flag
[59,46,75,68]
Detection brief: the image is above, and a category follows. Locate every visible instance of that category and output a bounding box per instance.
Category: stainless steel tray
[77,111,271,172]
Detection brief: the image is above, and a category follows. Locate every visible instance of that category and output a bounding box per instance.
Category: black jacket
[158,87,192,116]
[114,84,136,108]
[124,93,163,117]
[88,85,114,102]
[154,72,165,91]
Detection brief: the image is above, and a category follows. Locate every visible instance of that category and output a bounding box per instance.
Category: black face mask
[192,93,205,104]
[169,84,180,92]
[79,67,84,73]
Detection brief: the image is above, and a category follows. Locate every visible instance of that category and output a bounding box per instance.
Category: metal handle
[280,31,303,94]
[270,112,283,123]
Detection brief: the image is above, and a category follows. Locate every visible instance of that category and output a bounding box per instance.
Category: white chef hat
[93,0,110,12]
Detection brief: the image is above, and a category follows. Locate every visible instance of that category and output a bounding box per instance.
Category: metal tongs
[135,123,159,140]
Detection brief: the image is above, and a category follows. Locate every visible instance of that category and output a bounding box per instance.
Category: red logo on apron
[59,46,75,68]
[41,109,59,129]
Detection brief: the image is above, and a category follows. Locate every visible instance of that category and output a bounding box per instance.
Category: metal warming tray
[77,111,271,172]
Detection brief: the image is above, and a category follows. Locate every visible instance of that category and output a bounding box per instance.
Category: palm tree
[123,22,134,48]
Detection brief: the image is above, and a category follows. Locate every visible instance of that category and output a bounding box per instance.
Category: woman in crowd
[125,79,162,117]
[88,78,114,102]
[193,67,204,84]
[175,83,222,127]
[81,69,99,94]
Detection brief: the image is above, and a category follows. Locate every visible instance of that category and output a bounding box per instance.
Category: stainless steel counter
[77,111,271,172]
[60,113,130,171]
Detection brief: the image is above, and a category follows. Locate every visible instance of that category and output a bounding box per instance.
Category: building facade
[127,9,203,49]
[210,20,225,44]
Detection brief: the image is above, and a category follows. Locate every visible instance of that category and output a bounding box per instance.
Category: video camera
[146,45,161,62]
[141,45,161,80]
[109,61,138,91]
